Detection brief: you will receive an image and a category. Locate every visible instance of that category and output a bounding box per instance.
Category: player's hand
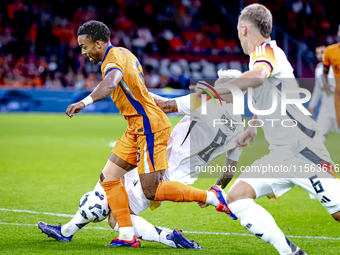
[156,99,178,114]
[189,81,210,99]
[322,83,333,96]
[307,107,314,117]
[235,126,257,148]
[66,102,85,118]
[197,202,209,208]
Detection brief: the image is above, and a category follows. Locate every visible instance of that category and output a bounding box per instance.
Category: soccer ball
[78,191,110,222]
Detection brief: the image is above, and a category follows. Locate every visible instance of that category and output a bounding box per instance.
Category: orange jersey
[323,43,340,78]
[101,46,171,134]
[323,43,340,128]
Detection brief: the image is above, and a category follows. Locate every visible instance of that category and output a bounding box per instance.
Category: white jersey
[309,62,336,116]
[164,97,244,184]
[249,40,324,159]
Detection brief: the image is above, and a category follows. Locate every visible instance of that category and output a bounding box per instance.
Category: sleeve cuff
[105,67,123,77]
[253,60,273,77]
[174,95,191,115]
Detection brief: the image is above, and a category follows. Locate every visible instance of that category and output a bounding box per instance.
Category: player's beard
[92,58,100,64]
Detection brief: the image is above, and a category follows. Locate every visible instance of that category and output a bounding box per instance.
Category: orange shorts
[112,128,171,175]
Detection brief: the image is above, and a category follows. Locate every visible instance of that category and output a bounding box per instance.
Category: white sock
[61,210,89,237]
[119,226,134,241]
[114,215,176,248]
[205,191,219,206]
[93,179,105,193]
[229,199,293,255]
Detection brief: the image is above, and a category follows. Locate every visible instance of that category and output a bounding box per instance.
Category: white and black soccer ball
[78,191,109,222]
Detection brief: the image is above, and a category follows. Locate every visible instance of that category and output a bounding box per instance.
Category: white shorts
[235,148,340,214]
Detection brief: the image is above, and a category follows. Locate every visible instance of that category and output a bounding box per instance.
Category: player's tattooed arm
[149,92,178,113]
[66,70,122,118]
[158,99,178,113]
[149,92,167,104]
[215,159,237,189]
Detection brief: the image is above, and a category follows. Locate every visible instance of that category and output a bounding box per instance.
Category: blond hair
[239,4,272,38]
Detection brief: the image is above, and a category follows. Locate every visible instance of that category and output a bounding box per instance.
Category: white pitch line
[1,208,340,240]
[0,208,74,218]
[0,222,37,226]
[0,222,111,231]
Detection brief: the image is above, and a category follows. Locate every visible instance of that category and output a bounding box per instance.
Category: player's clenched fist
[66,102,85,118]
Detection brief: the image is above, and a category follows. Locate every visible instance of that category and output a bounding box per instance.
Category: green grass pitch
[0,113,339,254]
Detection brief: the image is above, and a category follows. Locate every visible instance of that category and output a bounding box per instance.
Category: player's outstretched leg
[38,210,88,242]
[227,181,307,255]
[166,229,202,249]
[110,214,201,249]
[208,185,237,220]
[101,157,137,243]
[107,235,141,247]
[152,181,229,214]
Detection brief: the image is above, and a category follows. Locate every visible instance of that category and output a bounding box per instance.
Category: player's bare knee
[227,187,240,204]
[227,181,256,204]
[142,187,157,200]
[140,170,165,200]
[141,180,160,200]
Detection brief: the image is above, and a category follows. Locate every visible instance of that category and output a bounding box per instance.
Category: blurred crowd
[0,0,338,89]
[260,0,339,46]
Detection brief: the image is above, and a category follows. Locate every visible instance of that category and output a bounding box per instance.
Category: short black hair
[78,20,110,42]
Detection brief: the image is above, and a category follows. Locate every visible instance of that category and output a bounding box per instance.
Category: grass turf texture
[0,113,339,255]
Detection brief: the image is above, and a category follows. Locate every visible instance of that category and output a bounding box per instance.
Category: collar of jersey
[260,40,276,47]
[103,45,114,63]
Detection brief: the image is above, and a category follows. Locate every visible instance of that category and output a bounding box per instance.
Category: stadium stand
[1,0,337,90]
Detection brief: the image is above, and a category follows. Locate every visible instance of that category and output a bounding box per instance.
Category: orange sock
[154,181,207,203]
[102,179,132,228]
